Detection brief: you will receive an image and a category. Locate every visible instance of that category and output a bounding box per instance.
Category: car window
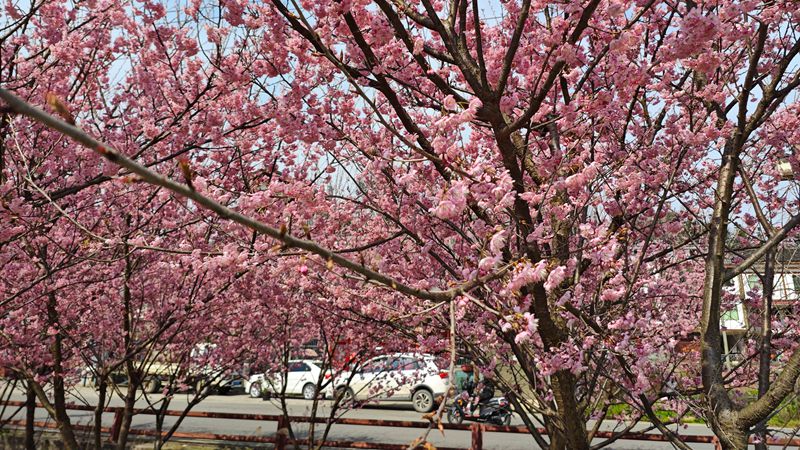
[361,357,387,373]
[387,357,403,371]
[398,357,420,370]
[289,362,310,372]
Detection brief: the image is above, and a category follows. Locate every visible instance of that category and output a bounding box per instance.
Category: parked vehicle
[192,368,244,396]
[245,360,330,400]
[103,344,243,395]
[186,343,244,395]
[330,353,448,413]
[447,390,513,426]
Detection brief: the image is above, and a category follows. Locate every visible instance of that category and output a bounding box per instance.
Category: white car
[330,353,449,412]
[245,360,329,400]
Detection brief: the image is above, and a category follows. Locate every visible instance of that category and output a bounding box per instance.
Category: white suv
[330,353,449,412]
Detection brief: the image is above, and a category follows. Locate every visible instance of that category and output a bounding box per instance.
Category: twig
[407,298,458,449]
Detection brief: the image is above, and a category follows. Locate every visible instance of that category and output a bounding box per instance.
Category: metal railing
[3,400,800,449]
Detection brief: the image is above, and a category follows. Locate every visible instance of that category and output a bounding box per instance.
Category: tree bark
[699,19,800,448]
[717,419,749,450]
[115,363,138,450]
[699,142,741,449]
[549,371,589,450]
[93,374,108,450]
[47,292,80,450]
[0,111,8,184]
[754,249,775,450]
[24,381,35,450]
[154,394,171,450]
[116,248,136,450]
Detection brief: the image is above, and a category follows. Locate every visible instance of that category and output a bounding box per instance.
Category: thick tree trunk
[549,371,589,450]
[754,249,775,450]
[115,370,137,450]
[718,429,749,450]
[700,141,794,449]
[47,292,80,450]
[526,281,589,450]
[154,395,169,450]
[700,142,740,449]
[24,381,35,450]
[93,375,107,450]
[116,247,136,450]
[714,412,749,450]
[51,344,80,450]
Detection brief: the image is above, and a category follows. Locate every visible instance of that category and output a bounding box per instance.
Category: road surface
[0,383,771,449]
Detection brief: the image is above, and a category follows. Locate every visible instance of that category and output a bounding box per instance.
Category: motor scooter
[447,390,513,426]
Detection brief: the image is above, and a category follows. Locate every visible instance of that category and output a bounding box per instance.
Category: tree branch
[723,212,800,282]
[0,87,501,302]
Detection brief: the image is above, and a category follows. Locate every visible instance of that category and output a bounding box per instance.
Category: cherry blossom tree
[2,1,800,450]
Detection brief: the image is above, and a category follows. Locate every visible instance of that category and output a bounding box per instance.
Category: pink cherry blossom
[2,2,798,449]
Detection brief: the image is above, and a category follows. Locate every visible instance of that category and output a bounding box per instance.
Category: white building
[722,247,800,362]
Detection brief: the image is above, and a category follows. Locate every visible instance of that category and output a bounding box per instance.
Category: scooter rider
[465,371,495,418]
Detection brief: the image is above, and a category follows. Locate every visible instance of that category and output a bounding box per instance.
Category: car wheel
[143,378,161,394]
[499,411,512,426]
[412,389,434,413]
[302,383,317,400]
[447,407,463,424]
[336,387,355,407]
[249,382,262,398]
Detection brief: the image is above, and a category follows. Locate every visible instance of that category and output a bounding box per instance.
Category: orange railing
[3,400,800,449]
